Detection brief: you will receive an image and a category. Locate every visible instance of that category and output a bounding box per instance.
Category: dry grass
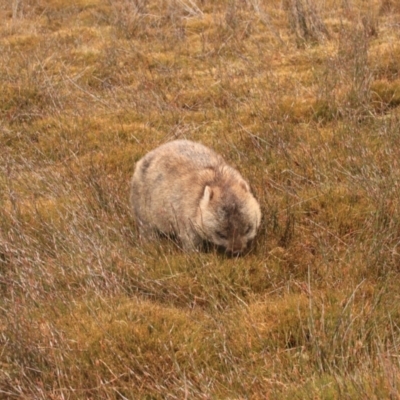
[1,0,400,398]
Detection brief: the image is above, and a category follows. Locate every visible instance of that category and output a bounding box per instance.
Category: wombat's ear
[203,185,214,202]
[240,180,250,192]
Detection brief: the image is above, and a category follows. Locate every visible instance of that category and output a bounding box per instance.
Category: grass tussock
[1,0,400,398]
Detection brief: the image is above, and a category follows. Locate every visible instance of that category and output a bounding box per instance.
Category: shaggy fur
[130,140,261,254]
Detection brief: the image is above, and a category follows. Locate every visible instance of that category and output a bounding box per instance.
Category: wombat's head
[196,180,261,255]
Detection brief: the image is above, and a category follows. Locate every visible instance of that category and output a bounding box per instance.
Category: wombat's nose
[228,241,246,255]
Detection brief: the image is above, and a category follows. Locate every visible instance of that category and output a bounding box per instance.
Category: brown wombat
[130,140,261,254]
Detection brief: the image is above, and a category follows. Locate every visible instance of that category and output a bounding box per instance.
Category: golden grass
[1,0,400,398]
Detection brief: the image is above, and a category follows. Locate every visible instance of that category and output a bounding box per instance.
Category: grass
[1,0,400,398]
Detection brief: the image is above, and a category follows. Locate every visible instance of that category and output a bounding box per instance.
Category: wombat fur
[130,140,261,254]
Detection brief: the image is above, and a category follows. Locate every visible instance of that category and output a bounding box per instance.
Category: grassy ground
[1,0,400,398]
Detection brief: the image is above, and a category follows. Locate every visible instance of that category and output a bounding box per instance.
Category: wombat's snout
[225,236,249,256]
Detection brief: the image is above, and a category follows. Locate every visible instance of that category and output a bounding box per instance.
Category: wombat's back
[149,140,223,169]
[130,140,218,236]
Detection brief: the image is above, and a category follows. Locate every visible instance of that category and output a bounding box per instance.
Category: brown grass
[1,0,400,398]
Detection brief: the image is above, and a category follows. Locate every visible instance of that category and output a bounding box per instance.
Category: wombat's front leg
[180,229,203,252]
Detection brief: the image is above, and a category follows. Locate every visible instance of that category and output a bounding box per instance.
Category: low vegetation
[1,0,400,398]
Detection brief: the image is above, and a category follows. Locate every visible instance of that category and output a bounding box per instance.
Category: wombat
[130,140,261,254]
